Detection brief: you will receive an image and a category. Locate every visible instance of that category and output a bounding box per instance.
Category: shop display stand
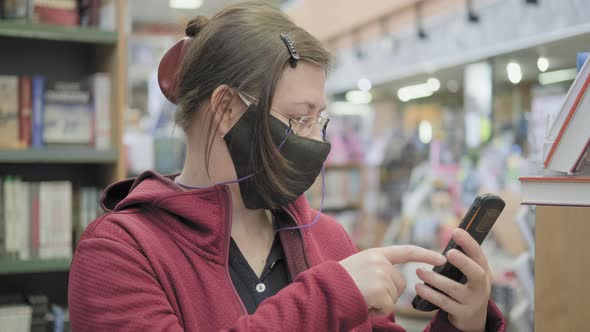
[0,1,127,308]
[520,53,590,332]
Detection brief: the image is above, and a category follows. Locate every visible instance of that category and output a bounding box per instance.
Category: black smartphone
[412,193,506,312]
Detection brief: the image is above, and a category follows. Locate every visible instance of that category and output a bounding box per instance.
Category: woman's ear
[210,85,247,136]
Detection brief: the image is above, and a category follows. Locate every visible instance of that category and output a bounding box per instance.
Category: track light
[415,2,428,40]
[466,0,480,23]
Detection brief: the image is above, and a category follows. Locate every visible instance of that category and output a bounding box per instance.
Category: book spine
[91,74,111,149]
[0,76,20,149]
[31,182,40,257]
[20,181,31,260]
[31,76,45,149]
[18,76,32,148]
[0,178,4,258]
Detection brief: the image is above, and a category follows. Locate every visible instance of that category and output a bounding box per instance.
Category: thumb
[375,245,446,266]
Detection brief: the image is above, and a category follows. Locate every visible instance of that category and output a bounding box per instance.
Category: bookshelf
[0,148,118,164]
[0,21,118,44]
[0,0,128,309]
[0,258,70,275]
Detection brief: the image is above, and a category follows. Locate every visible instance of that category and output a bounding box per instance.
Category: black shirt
[228,230,290,314]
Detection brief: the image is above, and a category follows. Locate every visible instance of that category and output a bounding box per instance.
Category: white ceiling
[129,0,287,25]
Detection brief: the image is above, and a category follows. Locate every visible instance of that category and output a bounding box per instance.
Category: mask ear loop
[176,116,293,190]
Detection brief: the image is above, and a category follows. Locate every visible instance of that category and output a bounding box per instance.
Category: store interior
[1,0,589,331]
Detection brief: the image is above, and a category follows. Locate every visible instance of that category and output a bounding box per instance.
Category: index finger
[452,228,489,271]
[376,245,446,266]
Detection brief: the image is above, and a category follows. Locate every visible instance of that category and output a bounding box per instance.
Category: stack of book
[0,74,111,150]
[520,53,590,206]
[0,0,116,30]
[0,178,103,261]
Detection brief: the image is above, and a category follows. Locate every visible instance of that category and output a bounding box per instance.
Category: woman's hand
[415,228,492,332]
[339,245,446,316]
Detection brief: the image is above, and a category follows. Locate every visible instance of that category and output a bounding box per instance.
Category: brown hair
[175,2,331,208]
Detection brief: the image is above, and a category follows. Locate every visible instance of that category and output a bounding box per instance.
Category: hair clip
[280,33,300,68]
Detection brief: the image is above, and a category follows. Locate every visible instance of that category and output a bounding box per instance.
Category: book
[78,0,100,27]
[18,76,32,148]
[543,54,590,173]
[44,80,92,145]
[38,181,72,259]
[2,0,31,20]
[4,177,17,258]
[30,182,40,257]
[33,0,79,26]
[90,73,111,149]
[31,76,45,149]
[14,178,31,260]
[0,179,4,257]
[0,76,20,149]
[99,0,116,31]
[0,304,33,332]
[520,172,590,206]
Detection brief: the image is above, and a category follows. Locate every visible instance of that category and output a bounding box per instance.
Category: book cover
[31,76,45,149]
[0,76,20,149]
[18,76,32,148]
[519,172,590,206]
[90,73,111,149]
[44,80,92,145]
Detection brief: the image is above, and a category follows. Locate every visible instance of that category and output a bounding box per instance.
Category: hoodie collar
[100,170,311,260]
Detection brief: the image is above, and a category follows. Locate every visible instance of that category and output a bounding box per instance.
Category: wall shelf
[0,21,117,44]
[0,148,118,164]
[0,258,71,275]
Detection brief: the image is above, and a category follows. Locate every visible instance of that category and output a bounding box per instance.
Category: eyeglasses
[238,91,329,138]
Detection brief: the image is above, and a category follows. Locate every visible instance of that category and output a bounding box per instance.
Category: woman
[69,3,505,331]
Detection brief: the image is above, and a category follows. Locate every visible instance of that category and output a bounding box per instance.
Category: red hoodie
[69,171,506,331]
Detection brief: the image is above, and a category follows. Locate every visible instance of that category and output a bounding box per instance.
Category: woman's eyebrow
[289,101,327,112]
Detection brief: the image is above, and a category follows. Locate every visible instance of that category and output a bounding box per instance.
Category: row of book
[0,0,116,30]
[0,177,102,260]
[0,74,111,150]
[0,294,68,332]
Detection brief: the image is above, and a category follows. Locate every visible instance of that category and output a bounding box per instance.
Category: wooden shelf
[0,148,118,164]
[0,21,117,44]
[0,258,71,275]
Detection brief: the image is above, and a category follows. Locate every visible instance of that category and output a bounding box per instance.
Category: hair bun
[186,16,210,37]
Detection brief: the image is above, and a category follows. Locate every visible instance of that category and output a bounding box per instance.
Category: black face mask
[223,105,331,210]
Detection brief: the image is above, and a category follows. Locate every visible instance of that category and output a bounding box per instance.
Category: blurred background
[1,0,589,330]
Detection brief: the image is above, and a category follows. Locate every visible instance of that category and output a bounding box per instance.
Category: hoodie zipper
[222,186,248,315]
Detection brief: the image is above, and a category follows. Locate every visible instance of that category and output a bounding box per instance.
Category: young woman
[69,3,505,331]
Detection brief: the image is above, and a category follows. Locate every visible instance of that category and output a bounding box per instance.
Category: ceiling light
[538,68,578,85]
[345,90,373,104]
[169,0,203,9]
[427,77,440,92]
[507,62,522,84]
[419,120,433,144]
[397,83,433,102]
[357,78,372,92]
[537,57,550,72]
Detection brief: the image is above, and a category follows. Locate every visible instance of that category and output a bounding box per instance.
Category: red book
[18,76,32,148]
[34,6,79,26]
